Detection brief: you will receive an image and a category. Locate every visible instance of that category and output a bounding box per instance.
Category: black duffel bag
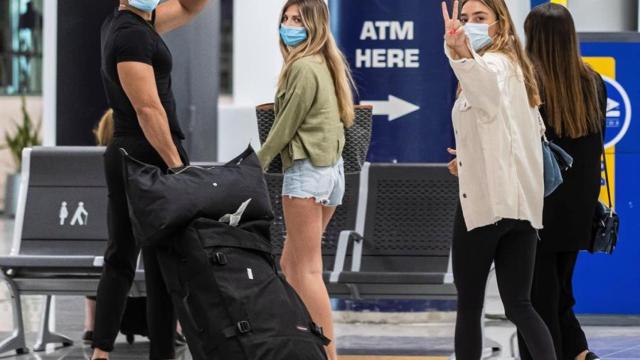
[121,146,274,246]
[157,218,330,360]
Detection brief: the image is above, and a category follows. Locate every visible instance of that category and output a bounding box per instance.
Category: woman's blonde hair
[94,109,114,146]
[278,0,356,127]
[460,0,541,108]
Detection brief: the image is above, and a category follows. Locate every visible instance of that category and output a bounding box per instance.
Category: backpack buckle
[309,322,324,336]
[237,320,251,334]
[309,322,331,345]
[210,252,227,265]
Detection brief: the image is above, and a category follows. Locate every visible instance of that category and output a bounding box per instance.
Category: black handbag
[590,124,620,254]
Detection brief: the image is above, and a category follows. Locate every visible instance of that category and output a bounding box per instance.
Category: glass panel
[0,0,43,96]
[220,0,233,96]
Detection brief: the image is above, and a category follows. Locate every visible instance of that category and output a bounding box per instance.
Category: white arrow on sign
[361,95,420,121]
[607,98,621,118]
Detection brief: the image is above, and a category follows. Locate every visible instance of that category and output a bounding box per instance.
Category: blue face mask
[128,0,160,13]
[280,25,308,47]
[464,22,496,52]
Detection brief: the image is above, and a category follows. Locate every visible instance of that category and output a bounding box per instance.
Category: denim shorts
[282,157,345,207]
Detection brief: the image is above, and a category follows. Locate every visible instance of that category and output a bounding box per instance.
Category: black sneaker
[82,330,93,344]
[586,352,600,360]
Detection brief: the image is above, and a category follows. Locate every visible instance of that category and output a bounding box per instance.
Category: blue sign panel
[574,34,640,315]
[329,0,457,163]
[531,0,548,8]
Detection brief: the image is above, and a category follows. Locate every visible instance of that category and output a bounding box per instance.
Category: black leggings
[452,208,556,360]
[92,136,188,359]
[518,250,588,360]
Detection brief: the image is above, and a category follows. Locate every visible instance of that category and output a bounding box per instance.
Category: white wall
[232,0,283,106]
[506,0,530,39]
[216,0,284,162]
[569,0,637,32]
[42,0,57,146]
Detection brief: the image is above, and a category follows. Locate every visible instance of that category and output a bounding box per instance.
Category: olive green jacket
[257,55,345,172]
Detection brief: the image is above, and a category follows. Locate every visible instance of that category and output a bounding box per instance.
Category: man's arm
[154,0,210,34]
[117,61,183,169]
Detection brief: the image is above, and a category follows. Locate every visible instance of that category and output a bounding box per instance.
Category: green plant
[1,95,41,172]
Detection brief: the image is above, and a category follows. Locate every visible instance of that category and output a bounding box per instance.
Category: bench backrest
[256,104,373,174]
[356,164,459,274]
[12,147,108,257]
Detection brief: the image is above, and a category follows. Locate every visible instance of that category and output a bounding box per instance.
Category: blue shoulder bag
[538,111,574,197]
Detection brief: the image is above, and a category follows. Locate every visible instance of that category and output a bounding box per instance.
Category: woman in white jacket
[442,1,556,358]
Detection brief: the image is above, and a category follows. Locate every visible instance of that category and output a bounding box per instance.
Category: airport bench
[326,162,457,299]
[263,163,457,300]
[0,147,146,355]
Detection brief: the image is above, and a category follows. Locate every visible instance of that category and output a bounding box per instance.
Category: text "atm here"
[356,21,420,69]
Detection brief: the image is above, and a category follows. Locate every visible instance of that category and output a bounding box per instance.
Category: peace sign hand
[442,1,467,54]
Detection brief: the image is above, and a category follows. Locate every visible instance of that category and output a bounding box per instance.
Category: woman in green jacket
[257,0,355,358]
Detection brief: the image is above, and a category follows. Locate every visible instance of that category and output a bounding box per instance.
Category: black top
[100,10,184,139]
[539,74,607,252]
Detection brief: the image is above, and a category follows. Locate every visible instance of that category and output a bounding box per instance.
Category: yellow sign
[550,0,568,6]
[583,56,615,207]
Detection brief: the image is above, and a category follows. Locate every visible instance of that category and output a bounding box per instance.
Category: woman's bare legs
[281,197,338,360]
[84,298,96,333]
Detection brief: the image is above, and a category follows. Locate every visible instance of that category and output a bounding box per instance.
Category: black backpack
[156,218,330,360]
[121,146,274,247]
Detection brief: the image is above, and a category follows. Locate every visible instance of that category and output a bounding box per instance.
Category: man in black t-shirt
[93,1,209,359]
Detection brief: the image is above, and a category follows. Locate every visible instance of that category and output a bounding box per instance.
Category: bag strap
[595,77,614,211]
[599,128,614,210]
[536,109,549,142]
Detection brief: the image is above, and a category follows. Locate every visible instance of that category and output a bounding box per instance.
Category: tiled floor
[1,217,639,359]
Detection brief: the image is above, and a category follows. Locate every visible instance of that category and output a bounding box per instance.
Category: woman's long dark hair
[525,3,602,138]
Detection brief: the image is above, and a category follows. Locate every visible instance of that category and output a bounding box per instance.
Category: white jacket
[445,43,544,231]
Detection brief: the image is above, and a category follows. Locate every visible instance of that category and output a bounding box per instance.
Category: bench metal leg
[33,295,73,352]
[0,272,29,355]
[481,309,503,359]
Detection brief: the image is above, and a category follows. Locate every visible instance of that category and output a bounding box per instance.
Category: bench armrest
[0,255,104,269]
[329,230,364,283]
